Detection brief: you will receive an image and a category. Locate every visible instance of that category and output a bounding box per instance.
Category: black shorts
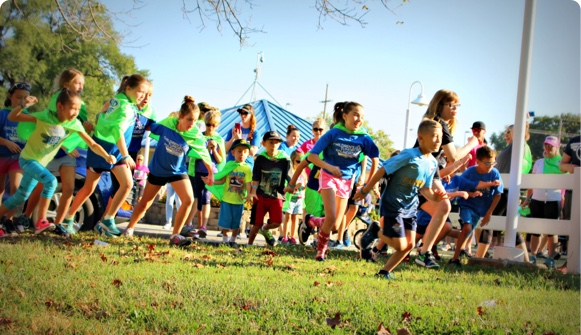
[148,173,188,186]
[528,199,560,237]
[348,182,359,206]
[382,215,417,238]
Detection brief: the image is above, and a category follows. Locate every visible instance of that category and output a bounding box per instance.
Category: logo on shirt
[259,168,282,196]
[164,138,186,156]
[333,143,362,159]
[40,125,66,146]
[228,171,247,195]
[107,98,119,114]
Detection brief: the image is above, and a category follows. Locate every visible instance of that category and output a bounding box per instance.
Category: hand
[232,127,242,140]
[106,154,117,165]
[21,96,38,108]
[284,185,296,194]
[251,192,258,201]
[352,189,365,202]
[471,191,483,198]
[327,165,342,178]
[481,213,492,226]
[373,186,381,198]
[491,180,501,187]
[462,154,472,163]
[442,175,451,183]
[459,191,469,200]
[124,156,135,170]
[83,121,94,133]
[5,142,21,154]
[246,194,253,203]
[432,189,449,202]
[67,149,80,158]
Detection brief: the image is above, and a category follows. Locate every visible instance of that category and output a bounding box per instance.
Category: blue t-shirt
[458,166,504,217]
[224,126,259,167]
[148,123,190,177]
[129,114,155,154]
[417,174,480,226]
[309,128,379,180]
[279,142,299,156]
[0,108,26,157]
[379,147,438,218]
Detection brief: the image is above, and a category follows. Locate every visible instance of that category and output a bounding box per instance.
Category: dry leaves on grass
[377,322,412,335]
[112,279,122,288]
[325,312,351,329]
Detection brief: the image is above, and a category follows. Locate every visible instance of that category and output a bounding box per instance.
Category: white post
[403,81,424,149]
[495,0,536,260]
[567,167,580,274]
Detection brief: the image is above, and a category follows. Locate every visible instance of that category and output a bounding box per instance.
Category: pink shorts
[318,170,353,199]
[0,157,21,174]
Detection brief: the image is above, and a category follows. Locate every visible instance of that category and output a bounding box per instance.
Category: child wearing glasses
[307,101,380,261]
[184,108,224,238]
[449,146,503,266]
[280,150,306,244]
[0,83,29,201]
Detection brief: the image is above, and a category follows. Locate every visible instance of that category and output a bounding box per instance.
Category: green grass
[0,233,579,334]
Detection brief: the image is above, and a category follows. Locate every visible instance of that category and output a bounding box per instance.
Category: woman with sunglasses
[298,117,326,155]
[412,89,480,268]
[224,104,259,167]
[0,83,30,229]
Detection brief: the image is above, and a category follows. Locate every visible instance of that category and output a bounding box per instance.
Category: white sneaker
[123,228,134,237]
[162,223,171,230]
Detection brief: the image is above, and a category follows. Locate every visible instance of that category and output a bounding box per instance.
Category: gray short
[46,155,76,173]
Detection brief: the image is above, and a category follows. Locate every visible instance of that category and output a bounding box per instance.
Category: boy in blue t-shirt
[354,119,448,280]
[449,146,503,266]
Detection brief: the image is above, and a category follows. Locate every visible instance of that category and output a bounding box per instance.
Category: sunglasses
[312,128,324,132]
[9,83,31,93]
[479,160,496,167]
[238,111,249,116]
[205,123,218,127]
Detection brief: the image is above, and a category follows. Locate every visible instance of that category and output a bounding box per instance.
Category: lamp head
[411,93,429,106]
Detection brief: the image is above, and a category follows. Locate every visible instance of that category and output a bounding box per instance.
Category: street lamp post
[403,81,430,149]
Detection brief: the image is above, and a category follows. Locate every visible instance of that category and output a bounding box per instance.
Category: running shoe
[98,218,121,236]
[15,215,32,233]
[415,251,440,269]
[260,228,276,246]
[169,234,192,248]
[35,219,55,234]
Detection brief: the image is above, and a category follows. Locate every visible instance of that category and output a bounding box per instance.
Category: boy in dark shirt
[248,131,291,246]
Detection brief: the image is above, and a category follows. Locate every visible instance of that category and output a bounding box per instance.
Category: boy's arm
[249,181,259,200]
[246,181,253,202]
[285,158,310,194]
[8,96,37,123]
[447,190,469,200]
[78,131,116,164]
[481,193,502,226]
[212,176,227,185]
[353,166,386,201]
[307,153,341,178]
[420,186,449,202]
[476,180,501,189]
[439,154,470,178]
[559,152,576,174]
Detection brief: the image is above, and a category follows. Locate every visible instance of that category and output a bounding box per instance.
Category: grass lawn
[0,233,579,334]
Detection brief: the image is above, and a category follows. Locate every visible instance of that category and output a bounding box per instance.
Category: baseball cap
[544,136,560,147]
[237,104,254,114]
[231,139,252,151]
[471,121,486,130]
[262,130,283,142]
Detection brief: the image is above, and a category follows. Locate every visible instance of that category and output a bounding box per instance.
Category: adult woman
[279,125,300,156]
[522,136,563,267]
[413,89,479,268]
[224,104,259,167]
[298,117,327,154]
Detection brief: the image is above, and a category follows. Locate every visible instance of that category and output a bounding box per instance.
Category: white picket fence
[448,167,580,274]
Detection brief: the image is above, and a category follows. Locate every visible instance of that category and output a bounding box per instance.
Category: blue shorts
[382,215,417,239]
[415,210,451,235]
[459,207,481,229]
[86,136,122,171]
[218,202,244,231]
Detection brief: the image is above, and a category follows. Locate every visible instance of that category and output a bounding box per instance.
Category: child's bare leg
[289,214,298,240]
[55,165,75,224]
[106,165,133,217]
[452,224,472,261]
[418,181,451,255]
[379,230,415,273]
[127,183,162,229]
[67,170,101,216]
[169,179,193,237]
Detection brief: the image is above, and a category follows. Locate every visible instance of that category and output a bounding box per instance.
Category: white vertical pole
[504,0,536,248]
[567,167,581,274]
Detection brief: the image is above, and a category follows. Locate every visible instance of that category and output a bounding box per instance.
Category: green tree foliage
[0,0,147,122]
[489,114,580,161]
[307,111,395,160]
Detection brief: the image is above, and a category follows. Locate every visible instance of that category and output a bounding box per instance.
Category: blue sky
[105,0,580,150]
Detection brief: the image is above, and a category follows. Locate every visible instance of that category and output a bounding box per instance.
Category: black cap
[237,104,253,114]
[471,121,486,130]
[231,139,252,150]
[262,130,283,142]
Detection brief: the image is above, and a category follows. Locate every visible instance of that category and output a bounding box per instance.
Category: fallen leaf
[397,327,412,335]
[195,263,205,268]
[148,244,156,251]
[163,280,172,293]
[45,300,54,308]
[217,263,226,268]
[262,250,277,256]
[313,281,320,287]
[325,281,333,287]
[266,256,274,267]
[494,278,501,285]
[402,311,412,323]
[183,254,193,261]
[110,260,119,266]
[326,312,341,329]
[66,262,77,269]
[15,289,25,298]
[100,253,107,262]
[477,306,485,316]
[202,254,212,260]
[112,279,123,288]
[377,322,392,335]
[95,311,109,320]
[323,266,338,273]
[0,318,13,326]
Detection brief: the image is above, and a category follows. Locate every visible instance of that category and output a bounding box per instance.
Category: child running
[205,139,252,247]
[353,119,448,279]
[247,131,290,246]
[0,90,114,234]
[280,150,306,244]
[123,96,214,247]
[307,101,380,261]
[64,74,148,236]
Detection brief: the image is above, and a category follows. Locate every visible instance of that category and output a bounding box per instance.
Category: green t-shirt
[222,164,253,205]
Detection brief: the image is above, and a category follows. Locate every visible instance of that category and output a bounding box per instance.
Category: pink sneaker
[289,237,297,244]
[282,237,289,243]
[0,228,6,238]
[35,219,55,234]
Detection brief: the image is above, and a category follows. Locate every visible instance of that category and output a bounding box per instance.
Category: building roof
[217,99,313,145]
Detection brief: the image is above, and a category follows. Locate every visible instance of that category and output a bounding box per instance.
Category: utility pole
[320,84,332,120]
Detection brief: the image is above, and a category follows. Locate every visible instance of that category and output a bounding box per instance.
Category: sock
[230,235,236,242]
[222,235,228,243]
[65,214,74,221]
[312,217,325,228]
[104,215,113,220]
